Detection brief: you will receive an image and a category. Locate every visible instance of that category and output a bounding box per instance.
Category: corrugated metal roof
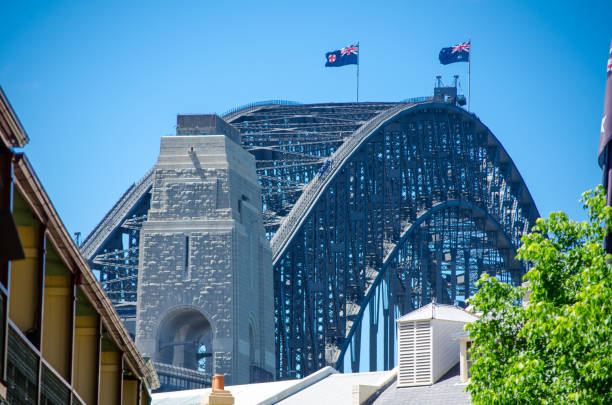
[395,303,478,324]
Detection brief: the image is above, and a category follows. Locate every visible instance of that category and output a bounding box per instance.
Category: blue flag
[439,41,470,65]
[325,44,359,67]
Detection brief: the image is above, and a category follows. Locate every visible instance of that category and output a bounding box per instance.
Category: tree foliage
[466,186,612,404]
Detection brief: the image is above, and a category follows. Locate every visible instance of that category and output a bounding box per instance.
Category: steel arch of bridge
[80,100,539,380]
[260,103,539,378]
[336,199,517,373]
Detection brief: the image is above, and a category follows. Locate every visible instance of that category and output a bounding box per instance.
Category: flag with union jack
[325,43,359,67]
[439,41,470,65]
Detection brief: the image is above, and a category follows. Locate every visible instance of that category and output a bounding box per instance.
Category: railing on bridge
[221,100,301,119]
[153,361,211,392]
[401,96,434,103]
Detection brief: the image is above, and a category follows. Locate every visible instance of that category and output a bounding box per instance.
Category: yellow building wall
[122,378,139,405]
[42,272,72,381]
[74,314,99,405]
[100,351,121,405]
[9,225,40,336]
[7,191,153,403]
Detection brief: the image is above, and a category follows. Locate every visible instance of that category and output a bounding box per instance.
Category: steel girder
[80,170,154,306]
[228,102,401,238]
[226,103,539,378]
[339,199,522,373]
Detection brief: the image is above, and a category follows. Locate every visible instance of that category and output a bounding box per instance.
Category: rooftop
[277,369,395,405]
[151,364,475,405]
[373,364,470,405]
[395,302,479,323]
[151,367,397,405]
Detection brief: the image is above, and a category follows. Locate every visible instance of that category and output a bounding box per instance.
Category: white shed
[396,303,478,387]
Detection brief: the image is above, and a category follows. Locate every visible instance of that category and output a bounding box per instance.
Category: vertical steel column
[435,241,443,303]
[350,324,361,373]
[420,235,429,304]
[451,249,457,304]
[387,292,395,369]
[464,250,470,300]
[368,290,378,371]
[382,275,390,371]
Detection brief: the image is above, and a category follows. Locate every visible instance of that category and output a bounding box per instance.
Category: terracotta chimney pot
[212,375,224,391]
[202,374,234,405]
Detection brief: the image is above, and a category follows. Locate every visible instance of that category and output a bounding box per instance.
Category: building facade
[0,87,158,404]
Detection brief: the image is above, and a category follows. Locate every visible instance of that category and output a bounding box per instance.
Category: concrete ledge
[352,385,378,405]
[354,367,398,405]
[257,366,338,405]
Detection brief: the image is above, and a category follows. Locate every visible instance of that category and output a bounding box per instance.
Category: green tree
[466,186,612,404]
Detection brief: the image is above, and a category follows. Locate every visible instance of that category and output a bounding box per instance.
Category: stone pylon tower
[135,115,275,388]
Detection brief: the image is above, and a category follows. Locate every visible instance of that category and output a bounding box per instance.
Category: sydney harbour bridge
[80,93,539,380]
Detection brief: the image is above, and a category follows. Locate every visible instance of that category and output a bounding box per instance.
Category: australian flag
[325,43,359,67]
[439,41,470,65]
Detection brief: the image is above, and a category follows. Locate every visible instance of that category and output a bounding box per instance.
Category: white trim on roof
[396,303,478,324]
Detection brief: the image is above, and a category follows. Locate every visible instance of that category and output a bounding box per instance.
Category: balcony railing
[6,326,37,404]
[5,322,86,405]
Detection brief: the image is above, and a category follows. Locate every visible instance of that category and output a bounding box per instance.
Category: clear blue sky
[1,0,610,239]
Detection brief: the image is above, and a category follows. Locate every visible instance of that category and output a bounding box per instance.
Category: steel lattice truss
[227,102,538,378]
[81,170,153,306]
[228,103,401,237]
[80,100,539,380]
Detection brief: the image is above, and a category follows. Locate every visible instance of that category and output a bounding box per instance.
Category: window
[466,340,473,378]
[184,236,190,279]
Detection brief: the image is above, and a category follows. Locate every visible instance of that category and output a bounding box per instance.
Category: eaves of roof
[0,87,29,148]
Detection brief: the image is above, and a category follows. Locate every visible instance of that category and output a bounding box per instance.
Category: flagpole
[468,38,471,111]
[356,41,360,102]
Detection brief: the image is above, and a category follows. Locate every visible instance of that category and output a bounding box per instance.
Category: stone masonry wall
[136,134,274,386]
